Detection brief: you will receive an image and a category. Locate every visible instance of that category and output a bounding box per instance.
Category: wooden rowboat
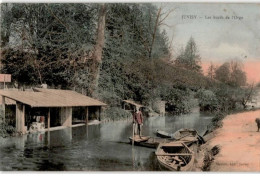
[129,135,150,144]
[155,141,195,171]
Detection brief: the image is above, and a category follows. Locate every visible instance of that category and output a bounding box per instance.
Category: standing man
[133,107,144,139]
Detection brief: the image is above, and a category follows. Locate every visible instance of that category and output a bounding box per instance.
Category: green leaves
[214,61,247,87]
[196,89,219,112]
[0,109,15,138]
[175,37,202,73]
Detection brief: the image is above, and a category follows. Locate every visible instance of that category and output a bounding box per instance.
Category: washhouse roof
[0,88,106,107]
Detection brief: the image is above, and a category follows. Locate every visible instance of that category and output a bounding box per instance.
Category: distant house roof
[0,88,106,107]
[123,100,144,108]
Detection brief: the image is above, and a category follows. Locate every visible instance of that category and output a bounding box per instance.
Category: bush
[161,86,197,114]
[212,84,252,111]
[202,145,221,171]
[196,89,219,112]
[211,112,226,129]
[96,90,121,107]
[101,107,132,121]
[0,121,16,137]
[0,108,16,137]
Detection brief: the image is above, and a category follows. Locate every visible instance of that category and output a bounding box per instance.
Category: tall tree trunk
[0,4,11,48]
[89,4,106,96]
[148,7,161,60]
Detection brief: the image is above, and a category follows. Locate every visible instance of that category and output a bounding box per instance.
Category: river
[0,110,213,171]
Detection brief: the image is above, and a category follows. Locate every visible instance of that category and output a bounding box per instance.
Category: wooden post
[85,107,89,125]
[15,103,25,134]
[16,103,19,133]
[68,107,72,127]
[98,106,101,121]
[48,108,50,130]
[47,131,50,148]
[21,104,25,134]
[86,107,89,139]
[3,76,5,90]
[2,96,5,122]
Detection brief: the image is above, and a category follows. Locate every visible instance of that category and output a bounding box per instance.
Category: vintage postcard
[0,0,260,172]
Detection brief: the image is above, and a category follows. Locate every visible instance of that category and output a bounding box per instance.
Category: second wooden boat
[156,128,205,144]
[156,129,172,138]
[129,136,171,148]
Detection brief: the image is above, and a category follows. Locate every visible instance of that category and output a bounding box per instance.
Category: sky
[156,3,260,83]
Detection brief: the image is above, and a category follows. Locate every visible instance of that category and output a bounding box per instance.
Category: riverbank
[197,109,260,172]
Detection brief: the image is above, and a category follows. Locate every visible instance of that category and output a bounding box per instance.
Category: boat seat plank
[161,143,183,147]
[171,156,182,162]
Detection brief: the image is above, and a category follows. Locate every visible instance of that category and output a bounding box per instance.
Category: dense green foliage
[2,3,196,115]
[196,89,219,112]
[0,121,16,137]
[101,107,132,121]
[1,3,98,89]
[0,109,15,137]
[214,61,247,87]
[210,111,226,129]
[0,3,254,118]
[201,59,253,112]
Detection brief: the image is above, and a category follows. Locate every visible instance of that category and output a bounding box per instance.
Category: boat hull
[155,142,195,171]
[129,136,170,148]
[156,130,172,138]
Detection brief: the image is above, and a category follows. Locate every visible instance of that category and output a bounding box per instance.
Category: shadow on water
[0,111,213,171]
[35,159,66,171]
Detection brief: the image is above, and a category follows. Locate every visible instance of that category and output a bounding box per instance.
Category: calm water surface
[0,111,213,171]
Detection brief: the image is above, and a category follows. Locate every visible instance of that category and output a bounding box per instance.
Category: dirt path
[207,109,260,172]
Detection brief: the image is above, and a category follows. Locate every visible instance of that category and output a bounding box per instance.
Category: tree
[175,37,202,72]
[207,62,216,81]
[89,3,106,96]
[215,62,230,84]
[129,4,173,60]
[229,60,246,87]
[98,3,171,100]
[0,4,13,48]
[1,3,98,89]
[236,84,256,109]
[214,61,247,87]
[148,5,176,60]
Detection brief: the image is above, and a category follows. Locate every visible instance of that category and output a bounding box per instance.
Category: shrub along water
[0,109,15,137]
[0,121,16,138]
[101,107,132,121]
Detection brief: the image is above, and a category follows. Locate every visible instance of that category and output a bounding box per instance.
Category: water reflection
[0,112,212,171]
